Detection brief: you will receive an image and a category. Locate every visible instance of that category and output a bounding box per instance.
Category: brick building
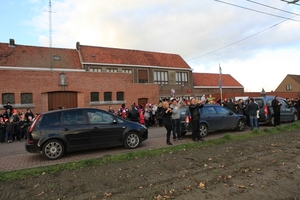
[0,39,192,114]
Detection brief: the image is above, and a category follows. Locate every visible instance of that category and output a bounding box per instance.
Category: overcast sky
[1,0,300,92]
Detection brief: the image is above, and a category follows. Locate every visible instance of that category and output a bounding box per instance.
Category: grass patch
[1,121,300,182]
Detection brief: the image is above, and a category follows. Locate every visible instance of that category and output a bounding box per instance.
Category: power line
[215,0,300,22]
[187,14,298,61]
[281,0,300,6]
[247,0,300,16]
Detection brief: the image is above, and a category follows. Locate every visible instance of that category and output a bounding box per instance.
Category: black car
[244,96,298,125]
[180,104,246,138]
[25,108,148,160]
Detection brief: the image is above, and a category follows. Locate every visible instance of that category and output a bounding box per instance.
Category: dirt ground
[1,130,300,200]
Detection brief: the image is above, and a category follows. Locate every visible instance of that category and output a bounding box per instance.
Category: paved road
[0,126,252,172]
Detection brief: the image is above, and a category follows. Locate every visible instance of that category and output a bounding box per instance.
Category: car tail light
[264,105,268,115]
[28,114,42,133]
[185,116,190,123]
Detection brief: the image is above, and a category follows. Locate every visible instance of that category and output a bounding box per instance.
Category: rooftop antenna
[45,0,55,69]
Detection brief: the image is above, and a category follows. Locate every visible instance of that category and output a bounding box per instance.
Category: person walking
[189,97,205,141]
[170,98,182,141]
[272,96,282,127]
[245,98,259,130]
[161,101,173,145]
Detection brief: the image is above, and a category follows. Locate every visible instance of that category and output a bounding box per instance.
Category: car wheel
[181,131,187,136]
[292,113,298,122]
[124,132,140,149]
[42,139,65,160]
[199,123,208,138]
[237,119,246,131]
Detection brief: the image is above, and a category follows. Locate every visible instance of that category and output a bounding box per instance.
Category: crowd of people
[2,95,299,145]
[110,97,205,145]
[0,102,35,143]
[113,95,300,146]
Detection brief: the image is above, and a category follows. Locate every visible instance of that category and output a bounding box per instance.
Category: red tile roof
[193,73,243,87]
[0,42,82,69]
[78,45,191,69]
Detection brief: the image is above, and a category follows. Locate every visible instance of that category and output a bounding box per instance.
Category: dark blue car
[180,104,246,138]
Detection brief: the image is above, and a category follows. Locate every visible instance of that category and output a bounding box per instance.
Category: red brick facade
[0,69,159,114]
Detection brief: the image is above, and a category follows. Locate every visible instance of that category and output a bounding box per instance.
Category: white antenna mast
[45,0,55,69]
[49,0,52,69]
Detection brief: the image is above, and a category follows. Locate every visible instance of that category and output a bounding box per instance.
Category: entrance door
[48,92,77,110]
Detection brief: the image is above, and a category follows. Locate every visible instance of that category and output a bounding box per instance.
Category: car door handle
[94,127,99,130]
[64,128,70,131]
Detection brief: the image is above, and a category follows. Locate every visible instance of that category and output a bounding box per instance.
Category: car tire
[181,131,187,136]
[236,119,246,131]
[42,139,65,160]
[199,123,208,138]
[124,132,140,149]
[292,113,298,122]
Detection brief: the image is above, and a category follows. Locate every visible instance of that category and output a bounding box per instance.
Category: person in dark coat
[245,98,259,130]
[25,108,35,122]
[224,98,237,113]
[236,99,246,115]
[0,114,5,143]
[189,97,205,141]
[127,105,140,123]
[161,101,173,145]
[272,96,282,127]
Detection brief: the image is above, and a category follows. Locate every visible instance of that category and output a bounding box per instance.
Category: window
[203,107,217,115]
[215,106,230,115]
[154,71,168,84]
[286,84,292,91]
[106,68,118,73]
[116,92,124,101]
[41,112,61,126]
[89,68,102,72]
[104,92,112,101]
[176,72,188,85]
[53,56,60,61]
[87,109,113,125]
[122,69,132,73]
[138,70,148,83]
[21,93,33,104]
[91,92,99,102]
[62,110,86,125]
[2,93,15,105]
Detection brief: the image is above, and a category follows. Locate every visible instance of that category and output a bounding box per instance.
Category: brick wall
[0,69,159,114]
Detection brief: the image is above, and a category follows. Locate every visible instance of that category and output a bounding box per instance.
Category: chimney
[76,42,80,51]
[9,39,15,46]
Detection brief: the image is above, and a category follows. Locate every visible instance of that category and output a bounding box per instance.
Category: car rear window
[41,112,61,126]
[254,99,264,108]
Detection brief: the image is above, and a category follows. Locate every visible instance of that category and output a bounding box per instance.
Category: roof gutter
[0,66,85,72]
[82,62,192,71]
[194,86,244,89]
